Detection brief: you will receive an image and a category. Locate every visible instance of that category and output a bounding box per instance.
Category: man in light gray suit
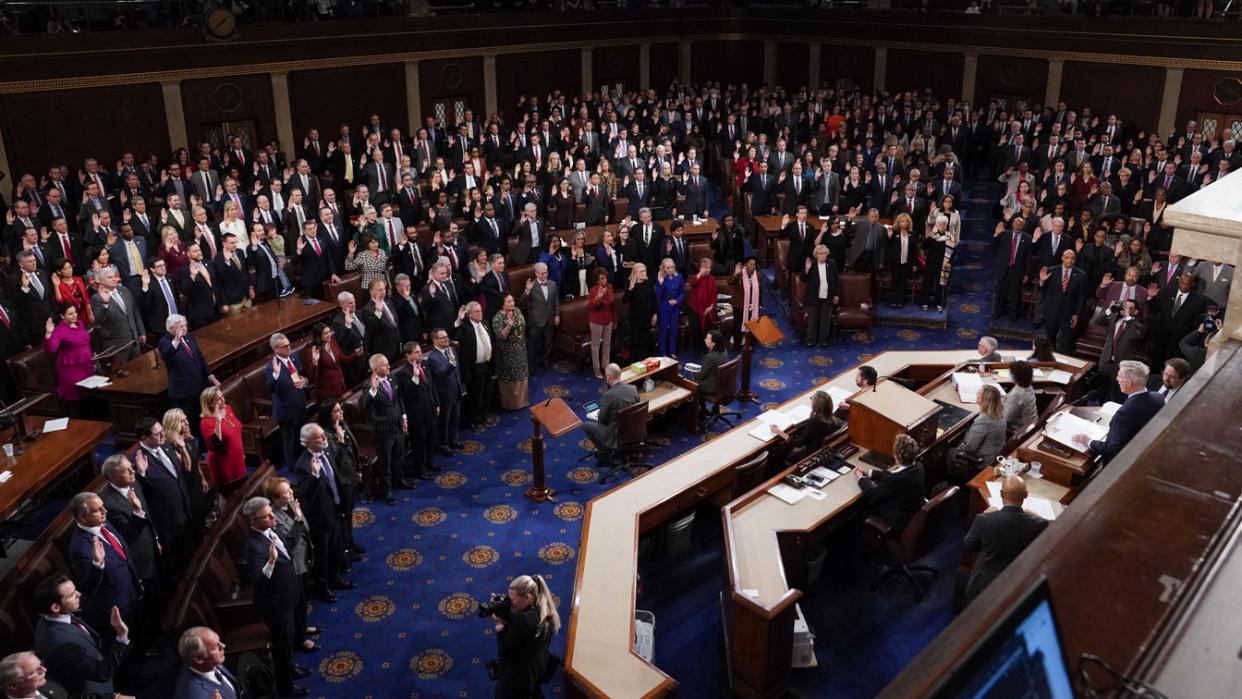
[582,363,639,456]
[568,160,592,201]
[811,160,840,216]
[90,267,146,361]
[1192,260,1234,308]
[521,262,560,373]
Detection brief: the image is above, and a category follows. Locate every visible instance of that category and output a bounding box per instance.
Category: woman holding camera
[490,574,560,698]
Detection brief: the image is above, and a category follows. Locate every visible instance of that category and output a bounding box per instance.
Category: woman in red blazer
[303,321,359,402]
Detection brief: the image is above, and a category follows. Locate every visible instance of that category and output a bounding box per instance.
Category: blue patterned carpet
[283,179,1011,698]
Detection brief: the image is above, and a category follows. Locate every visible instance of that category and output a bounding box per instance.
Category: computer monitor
[931,577,1075,699]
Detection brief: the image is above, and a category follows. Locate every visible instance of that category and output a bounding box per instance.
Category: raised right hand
[271,356,281,379]
[110,605,129,639]
[268,537,278,565]
[371,373,381,391]
[92,536,106,566]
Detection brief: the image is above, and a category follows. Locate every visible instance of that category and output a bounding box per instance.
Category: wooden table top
[0,416,112,520]
[94,296,335,397]
[573,218,719,246]
[967,465,1070,516]
[565,348,1088,697]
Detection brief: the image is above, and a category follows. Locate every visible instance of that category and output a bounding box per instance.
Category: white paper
[1099,401,1122,418]
[952,372,983,403]
[75,375,111,389]
[783,404,813,423]
[809,466,841,483]
[42,418,69,433]
[1045,369,1073,385]
[0,471,11,483]
[748,410,797,442]
[827,386,855,409]
[742,588,760,598]
[767,483,808,504]
[1025,496,1059,520]
[805,488,827,501]
[1043,412,1107,453]
[985,480,1003,500]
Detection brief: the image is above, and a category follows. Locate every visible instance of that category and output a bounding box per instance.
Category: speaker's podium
[846,378,941,459]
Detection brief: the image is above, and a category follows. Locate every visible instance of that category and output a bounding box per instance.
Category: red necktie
[0,307,9,328]
[387,221,396,248]
[1113,319,1126,349]
[1061,269,1068,291]
[100,527,126,560]
[70,617,92,638]
[311,237,321,256]
[61,235,73,261]
[1165,175,1172,188]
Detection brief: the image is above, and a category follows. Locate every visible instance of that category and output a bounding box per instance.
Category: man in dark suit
[512,203,546,266]
[173,626,244,699]
[31,575,131,699]
[362,148,395,206]
[395,173,424,229]
[90,267,146,361]
[426,327,464,458]
[267,333,309,470]
[1095,300,1144,401]
[747,162,779,217]
[159,315,218,441]
[362,278,402,359]
[521,265,559,373]
[294,221,339,299]
[783,207,816,278]
[479,254,511,322]
[241,497,311,697]
[247,229,285,302]
[212,233,253,315]
[469,202,506,258]
[394,342,439,481]
[1073,360,1164,464]
[45,216,85,275]
[292,423,353,601]
[139,256,181,340]
[420,264,462,341]
[0,299,29,402]
[176,244,218,329]
[330,140,360,192]
[392,228,428,291]
[362,353,408,505]
[391,273,425,345]
[1152,273,1207,366]
[679,163,710,220]
[889,182,928,234]
[64,491,143,652]
[853,435,925,532]
[1038,249,1088,354]
[581,363,640,458]
[99,455,160,591]
[962,475,1049,603]
[133,416,193,581]
[993,218,1033,322]
[288,158,321,205]
[633,208,666,272]
[1031,218,1075,327]
[455,301,494,433]
[6,251,52,345]
[622,168,652,218]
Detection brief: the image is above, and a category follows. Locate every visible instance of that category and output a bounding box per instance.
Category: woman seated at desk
[770,391,842,464]
[948,384,1008,475]
[1003,360,1039,435]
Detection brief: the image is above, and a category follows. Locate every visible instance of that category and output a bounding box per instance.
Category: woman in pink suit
[43,302,93,417]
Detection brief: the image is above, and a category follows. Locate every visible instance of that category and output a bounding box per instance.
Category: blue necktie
[318,452,340,505]
[161,278,178,313]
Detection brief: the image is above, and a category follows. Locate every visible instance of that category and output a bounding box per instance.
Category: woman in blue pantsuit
[654,257,685,358]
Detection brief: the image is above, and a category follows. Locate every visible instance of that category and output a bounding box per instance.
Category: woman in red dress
[685,257,719,352]
[51,259,94,325]
[199,385,247,494]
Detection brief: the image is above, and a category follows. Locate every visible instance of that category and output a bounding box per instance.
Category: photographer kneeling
[1178,303,1223,373]
[482,574,561,697]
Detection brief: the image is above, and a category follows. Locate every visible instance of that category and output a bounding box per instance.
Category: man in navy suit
[394,342,439,481]
[174,626,244,699]
[292,423,354,601]
[1074,360,1164,464]
[65,492,143,648]
[159,314,219,441]
[992,217,1033,322]
[361,278,402,360]
[1038,249,1089,354]
[426,327,464,457]
[31,574,132,699]
[294,221,339,299]
[241,498,311,697]
[363,353,408,505]
[267,333,309,469]
[747,162,779,216]
[134,416,193,582]
[678,163,710,220]
[622,168,652,219]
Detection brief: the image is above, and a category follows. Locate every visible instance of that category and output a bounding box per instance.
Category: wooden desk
[1014,406,1110,488]
[93,296,335,442]
[753,215,784,266]
[965,466,1070,521]
[564,349,1089,698]
[0,416,112,521]
[576,218,718,247]
[619,358,699,432]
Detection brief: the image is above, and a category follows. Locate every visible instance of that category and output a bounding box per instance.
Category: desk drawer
[638,468,733,533]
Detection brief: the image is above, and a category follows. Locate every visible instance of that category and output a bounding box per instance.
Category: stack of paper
[1043,412,1107,453]
[42,418,69,433]
[1099,401,1122,419]
[767,483,808,504]
[826,386,855,409]
[75,375,112,389]
[1044,369,1073,385]
[809,466,842,483]
[783,404,813,423]
[952,372,983,403]
[747,410,797,442]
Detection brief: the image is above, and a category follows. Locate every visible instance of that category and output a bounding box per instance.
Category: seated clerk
[835,364,877,418]
[769,390,842,464]
[1071,359,1163,464]
[693,330,727,418]
[581,363,639,461]
[962,475,1048,604]
[851,434,925,532]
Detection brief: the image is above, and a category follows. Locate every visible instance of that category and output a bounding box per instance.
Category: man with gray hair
[513,202,545,266]
[174,626,241,698]
[0,651,72,698]
[331,290,366,384]
[159,313,217,439]
[6,249,53,345]
[522,261,559,372]
[65,492,142,647]
[267,332,309,469]
[242,496,311,696]
[1073,359,1163,464]
[976,336,1001,363]
[90,266,146,362]
[582,363,639,459]
[98,453,160,593]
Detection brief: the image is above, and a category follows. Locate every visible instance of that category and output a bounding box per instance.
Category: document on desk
[987,493,1059,520]
[1043,412,1107,453]
[748,410,797,442]
[75,375,112,389]
[783,404,813,424]
[42,418,69,433]
[827,386,855,409]
[1044,369,1073,385]
[809,466,842,483]
[952,372,983,402]
[1099,401,1122,419]
[768,483,809,505]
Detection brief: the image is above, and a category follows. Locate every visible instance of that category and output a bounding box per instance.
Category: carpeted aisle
[290,178,1010,698]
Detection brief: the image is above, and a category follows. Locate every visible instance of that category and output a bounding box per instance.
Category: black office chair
[730,451,770,500]
[860,486,959,601]
[700,356,742,432]
[598,400,653,484]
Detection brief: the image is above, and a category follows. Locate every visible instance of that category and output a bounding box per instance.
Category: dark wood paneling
[821,44,875,92]
[0,83,168,177]
[776,42,810,90]
[288,63,407,146]
[1177,68,1242,131]
[593,44,640,93]
[691,40,763,87]
[496,49,580,123]
[419,57,485,120]
[1060,61,1163,134]
[180,74,276,151]
[974,54,1048,108]
[650,42,679,92]
[886,49,964,100]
